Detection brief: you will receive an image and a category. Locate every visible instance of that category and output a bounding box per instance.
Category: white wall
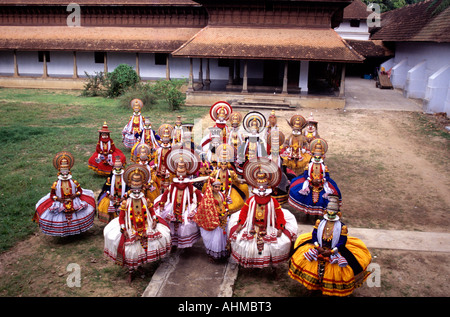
[335,20,370,40]
[424,65,450,114]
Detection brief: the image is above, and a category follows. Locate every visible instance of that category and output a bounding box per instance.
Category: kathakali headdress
[136,143,152,161]
[288,114,307,131]
[243,111,266,134]
[210,101,232,122]
[229,112,243,128]
[123,164,150,187]
[310,138,328,157]
[158,124,174,143]
[130,98,144,113]
[98,121,111,134]
[243,157,281,189]
[53,151,75,170]
[216,143,235,163]
[164,148,201,176]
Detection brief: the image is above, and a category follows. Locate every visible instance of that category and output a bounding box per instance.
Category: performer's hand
[277,229,282,237]
[235,224,243,233]
[152,219,157,229]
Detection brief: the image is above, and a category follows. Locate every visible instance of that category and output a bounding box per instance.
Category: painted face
[101,132,109,140]
[60,168,70,176]
[212,184,221,192]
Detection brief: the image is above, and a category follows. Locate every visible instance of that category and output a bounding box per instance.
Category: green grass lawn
[0,87,208,253]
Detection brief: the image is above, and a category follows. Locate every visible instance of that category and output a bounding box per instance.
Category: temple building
[0,0,365,108]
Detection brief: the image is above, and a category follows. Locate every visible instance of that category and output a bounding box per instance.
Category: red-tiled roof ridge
[371,0,450,43]
[343,0,370,19]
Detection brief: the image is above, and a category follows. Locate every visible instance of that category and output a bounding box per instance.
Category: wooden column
[339,63,346,97]
[72,51,78,79]
[282,61,288,94]
[42,52,48,78]
[13,50,19,77]
[187,58,194,91]
[242,60,248,93]
[165,54,170,80]
[103,52,108,73]
[204,58,211,87]
[228,59,234,85]
[198,58,203,87]
[135,53,140,77]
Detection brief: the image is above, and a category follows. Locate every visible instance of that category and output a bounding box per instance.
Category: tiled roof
[346,39,394,58]
[371,0,450,42]
[0,26,202,52]
[172,26,365,62]
[343,0,370,19]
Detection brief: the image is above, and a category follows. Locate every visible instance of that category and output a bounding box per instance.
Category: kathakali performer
[153,124,174,188]
[228,158,298,268]
[236,111,268,175]
[88,122,127,176]
[194,178,231,262]
[201,101,232,165]
[288,138,341,216]
[303,113,320,154]
[131,117,160,163]
[135,143,160,204]
[122,99,145,149]
[280,114,311,176]
[103,164,171,282]
[207,144,249,214]
[288,195,372,296]
[34,151,96,237]
[155,148,203,249]
[97,157,129,224]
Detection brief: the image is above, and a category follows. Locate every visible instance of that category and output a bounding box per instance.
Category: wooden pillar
[42,51,48,78]
[339,64,346,97]
[228,59,234,85]
[282,61,288,94]
[187,58,194,92]
[198,58,203,87]
[204,58,211,87]
[103,52,108,74]
[135,53,140,77]
[242,60,248,93]
[72,51,78,79]
[165,54,170,80]
[13,50,19,77]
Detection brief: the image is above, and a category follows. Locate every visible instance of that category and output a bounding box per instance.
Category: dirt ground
[1,107,449,297]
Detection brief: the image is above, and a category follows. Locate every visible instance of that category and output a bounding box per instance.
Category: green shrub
[150,79,187,111]
[117,83,157,110]
[81,71,105,97]
[104,64,140,98]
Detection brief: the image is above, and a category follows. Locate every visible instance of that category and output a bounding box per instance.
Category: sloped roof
[371,0,450,42]
[343,0,370,19]
[346,39,394,58]
[0,26,202,52]
[172,25,364,62]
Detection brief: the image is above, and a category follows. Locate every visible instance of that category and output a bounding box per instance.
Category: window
[38,51,50,63]
[94,52,105,64]
[350,19,360,28]
[155,53,167,65]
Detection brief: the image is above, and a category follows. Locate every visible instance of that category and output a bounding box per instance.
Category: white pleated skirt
[228,208,298,268]
[103,217,172,271]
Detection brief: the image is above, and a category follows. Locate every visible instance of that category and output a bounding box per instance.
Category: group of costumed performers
[33,97,372,294]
